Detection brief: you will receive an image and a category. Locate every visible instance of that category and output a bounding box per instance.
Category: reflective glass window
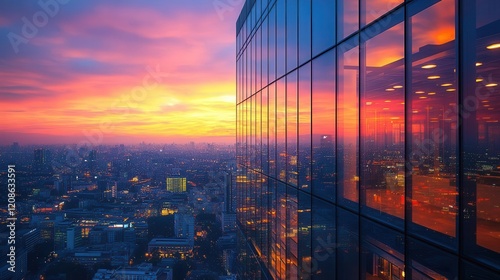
[337,37,360,209]
[337,208,359,280]
[312,49,336,203]
[408,0,458,246]
[276,0,286,77]
[462,0,500,266]
[299,63,312,192]
[286,0,298,72]
[298,0,311,65]
[262,14,269,87]
[361,219,405,280]
[361,0,402,27]
[287,70,298,187]
[298,191,311,278]
[269,4,276,82]
[269,82,277,178]
[262,87,269,175]
[338,0,359,41]
[311,198,336,279]
[360,19,405,226]
[409,238,458,279]
[286,186,298,277]
[277,78,286,182]
[312,0,335,57]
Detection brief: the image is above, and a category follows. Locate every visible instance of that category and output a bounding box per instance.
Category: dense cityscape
[0,143,238,280]
[1,0,500,279]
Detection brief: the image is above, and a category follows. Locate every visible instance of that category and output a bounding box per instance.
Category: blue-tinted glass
[298,191,311,278]
[312,49,336,203]
[277,181,287,278]
[312,0,335,57]
[268,178,278,278]
[337,208,359,280]
[262,15,269,87]
[286,186,298,277]
[256,27,262,91]
[462,261,500,279]
[311,198,336,280]
[287,71,298,187]
[269,4,276,82]
[262,88,269,175]
[409,238,458,279]
[254,91,262,170]
[269,82,276,178]
[338,0,359,41]
[298,0,311,65]
[462,0,500,268]
[361,218,405,280]
[249,38,254,96]
[276,0,286,77]
[299,63,312,192]
[286,0,298,72]
[276,78,286,183]
[361,0,402,26]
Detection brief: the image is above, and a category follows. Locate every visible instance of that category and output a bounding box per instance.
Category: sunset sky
[0,0,243,145]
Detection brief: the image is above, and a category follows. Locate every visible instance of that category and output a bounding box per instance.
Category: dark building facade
[236,0,500,279]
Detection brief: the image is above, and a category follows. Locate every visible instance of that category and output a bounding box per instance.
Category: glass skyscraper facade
[236,0,500,279]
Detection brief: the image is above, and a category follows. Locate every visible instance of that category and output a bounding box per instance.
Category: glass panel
[473,0,500,255]
[286,186,298,278]
[262,14,269,87]
[338,0,359,41]
[287,0,298,72]
[463,261,500,279]
[277,78,286,182]
[256,91,262,171]
[409,0,457,244]
[287,71,298,187]
[269,82,277,179]
[361,0,403,26]
[337,37,360,209]
[269,178,278,278]
[277,181,287,278]
[409,238,458,280]
[361,219,405,280]
[312,0,335,57]
[299,63,312,192]
[298,0,311,65]
[269,3,276,83]
[256,27,262,92]
[312,49,336,203]
[337,208,359,280]
[277,0,286,78]
[462,0,500,267]
[311,198,336,279]
[250,38,254,96]
[360,21,405,225]
[298,191,311,278]
[262,88,269,175]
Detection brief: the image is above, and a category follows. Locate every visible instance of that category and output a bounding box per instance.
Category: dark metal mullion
[358,1,364,279]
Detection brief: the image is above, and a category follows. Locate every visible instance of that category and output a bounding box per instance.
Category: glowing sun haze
[0,0,244,145]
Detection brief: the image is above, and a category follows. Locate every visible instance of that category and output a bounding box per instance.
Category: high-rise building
[34,148,48,172]
[66,226,82,250]
[174,213,195,245]
[236,0,500,279]
[166,177,187,192]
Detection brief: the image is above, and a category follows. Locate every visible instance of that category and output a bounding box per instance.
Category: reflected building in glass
[235,0,500,279]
